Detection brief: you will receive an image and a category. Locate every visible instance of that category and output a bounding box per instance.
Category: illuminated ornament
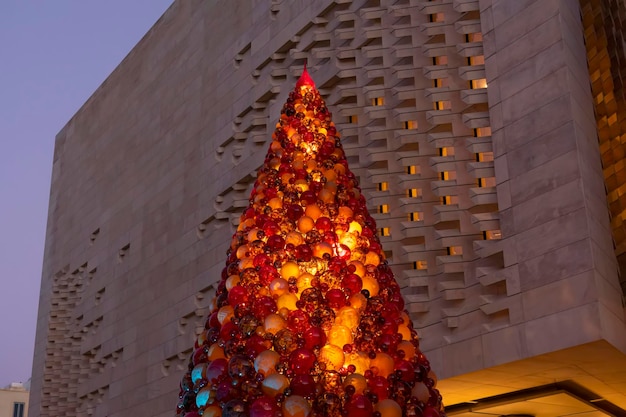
[176,67,446,416]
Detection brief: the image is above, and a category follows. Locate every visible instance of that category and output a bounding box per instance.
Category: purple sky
[0,0,173,387]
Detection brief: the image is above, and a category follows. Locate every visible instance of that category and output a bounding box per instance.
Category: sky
[0,0,174,388]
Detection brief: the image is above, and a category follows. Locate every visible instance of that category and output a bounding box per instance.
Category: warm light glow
[176,67,445,417]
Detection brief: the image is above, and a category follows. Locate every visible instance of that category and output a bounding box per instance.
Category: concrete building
[1,383,29,417]
[30,0,626,416]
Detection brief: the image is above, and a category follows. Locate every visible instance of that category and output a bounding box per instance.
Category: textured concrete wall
[30,0,626,416]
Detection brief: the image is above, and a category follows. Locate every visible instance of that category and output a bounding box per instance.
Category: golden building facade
[31,0,626,416]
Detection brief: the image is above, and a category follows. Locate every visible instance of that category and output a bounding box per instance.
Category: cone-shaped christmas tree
[176,68,445,417]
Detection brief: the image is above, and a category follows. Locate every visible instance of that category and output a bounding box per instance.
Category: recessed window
[409,212,423,221]
[434,100,451,110]
[407,188,421,198]
[349,115,358,124]
[440,195,458,205]
[429,12,444,22]
[447,246,463,255]
[378,204,390,214]
[439,147,454,157]
[465,33,483,42]
[476,151,493,162]
[379,227,390,237]
[478,177,497,187]
[470,78,488,89]
[372,97,384,106]
[413,260,427,270]
[483,230,502,240]
[440,171,456,181]
[432,56,448,65]
[404,120,417,130]
[378,182,389,191]
[468,55,485,65]
[406,165,418,175]
[473,127,492,137]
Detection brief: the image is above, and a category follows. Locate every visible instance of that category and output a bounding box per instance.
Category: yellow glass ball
[296,272,315,293]
[264,313,286,334]
[239,257,254,270]
[370,352,394,378]
[361,275,380,297]
[343,373,367,394]
[336,306,360,330]
[328,324,353,346]
[365,250,380,267]
[348,221,362,234]
[324,168,337,182]
[281,261,300,280]
[277,292,298,311]
[282,395,312,417]
[344,351,370,375]
[262,373,290,397]
[375,399,402,417]
[319,344,345,371]
[254,349,280,376]
[269,278,289,297]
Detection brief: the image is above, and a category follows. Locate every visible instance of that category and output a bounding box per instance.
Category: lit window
[465,32,483,42]
[473,127,492,137]
[470,78,488,89]
[372,97,384,106]
[447,246,463,255]
[379,227,390,237]
[483,230,502,240]
[404,120,417,129]
[407,188,421,198]
[13,403,25,417]
[433,78,450,88]
[477,151,493,162]
[440,195,457,205]
[378,182,389,191]
[434,100,451,110]
[378,204,389,214]
[407,165,417,175]
[432,56,448,65]
[413,260,428,270]
[349,115,358,124]
[468,55,485,65]
[439,147,454,157]
[440,171,456,181]
[409,212,423,221]
[478,177,496,187]
[429,12,444,22]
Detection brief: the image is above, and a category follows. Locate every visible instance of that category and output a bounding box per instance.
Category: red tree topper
[176,68,446,417]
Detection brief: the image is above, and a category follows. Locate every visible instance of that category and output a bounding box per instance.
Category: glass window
[13,403,25,417]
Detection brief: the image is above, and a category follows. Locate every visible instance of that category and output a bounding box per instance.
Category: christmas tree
[176,67,445,417]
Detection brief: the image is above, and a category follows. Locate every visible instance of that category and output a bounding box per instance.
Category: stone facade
[30,0,626,416]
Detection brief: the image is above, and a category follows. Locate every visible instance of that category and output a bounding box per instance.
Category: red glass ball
[303,326,327,350]
[315,217,332,232]
[341,274,362,295]
[289,348,316,375]
[263,220,281,236]
[369,375,389,400]
[290,373,317,397]
[267,235,286,251]
[295,244,313,262]
[286,204,304,221]
[287,310,310,333]
[346,394,373,417]
[326,289,346,309]
[252,296,277,319]
[228,285,249,306]
[250,396,279,417]
[205,358,228,383]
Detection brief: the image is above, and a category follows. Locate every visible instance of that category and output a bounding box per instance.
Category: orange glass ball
[375,399,402,417]
[262,373,290,397]
[397,341,415,359]
[328,324,353,346]
[264,313,286,334]
[343,373,367,394]
[370,352,394,378]
[297,216,315,233]
[281,261,300,280]
[282,395,312,417]
[313,242,333,259]
[319,344,345,371]
[203,405,222,417]
[277,293,298,311]
[207,344,226,361]
[254,349,280,376]
[361,275,380,297]
[304,204,322,220]
[217,305,234,325]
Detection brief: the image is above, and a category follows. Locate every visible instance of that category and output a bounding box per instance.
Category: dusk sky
[0,1,174,387]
